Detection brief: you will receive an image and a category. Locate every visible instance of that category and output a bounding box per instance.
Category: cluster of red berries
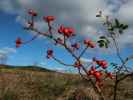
[93,58,108,69]
[87,65,114,86]
[84,39,96,48]
[28,9,55,23]
[58,25,75,38]
[87,66,102,79]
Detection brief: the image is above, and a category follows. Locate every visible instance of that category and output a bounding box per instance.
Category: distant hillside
[0,64,53,72]
[0,65,133,100]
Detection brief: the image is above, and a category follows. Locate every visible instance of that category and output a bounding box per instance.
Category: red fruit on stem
[15,37,22,48]
[88,70,95,76]
[74,61,81,69]
[67,27,75,34]
[84,39,96,48]
[96,60,108,69]
[84,39,90,44]
[27,21,34,27]
[101,60,108,69]
[58,25,75,37]
[87,66,96,76]
[94,71,102,79]
[62,27,75,38]
[43,16,55,23]
[107,72,114,79]
[63,28,69,34]
[58,25,64,33]
[28,9,37,16]
[91,66,96,71]
[71,43,80,49]
[90,43,96,48]
[47,49,53,59]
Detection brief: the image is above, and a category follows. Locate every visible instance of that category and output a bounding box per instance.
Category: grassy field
[0,65,133,100]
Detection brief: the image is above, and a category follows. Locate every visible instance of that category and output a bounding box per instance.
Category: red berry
[74,61,81,69]
[107,72,115,79]
[87,66,96,76]
[84,39,95,48]
[62,27,75,38]
[28,9,37,16]
[101,60,108,69]
[67,27,75,34]
[63,28,69,34]
[91,66,96,71]
[43,16,55,23]
[15,37,22,48]
[27,21,34,27]
[58,25,64,33]
[96,60,108,69]
[58,25,75,38]
[94,71,102,79]
[88,70,95,76]
[47,49,53,59]
[71,43,80,49]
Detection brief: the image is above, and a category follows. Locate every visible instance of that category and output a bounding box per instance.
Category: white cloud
[117,0,133,25]
[0,47,16,54]
[0,47,16,64]
[80,58,92,63]
[0,0,133,48]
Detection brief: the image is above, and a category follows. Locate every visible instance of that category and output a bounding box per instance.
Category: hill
[0,65,133,100]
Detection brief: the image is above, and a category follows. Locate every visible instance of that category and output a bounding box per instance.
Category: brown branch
[52,56,74,67]
[111,35,128,73]
[78,46,88,59]
[78,68,90,81]
[113,75,118,100]
[24,15,105,100]
[22,34,39,44]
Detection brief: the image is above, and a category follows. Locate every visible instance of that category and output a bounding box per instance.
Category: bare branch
[52,56,74,67]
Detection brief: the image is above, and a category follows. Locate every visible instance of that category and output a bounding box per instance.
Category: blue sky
[0,0,133,72]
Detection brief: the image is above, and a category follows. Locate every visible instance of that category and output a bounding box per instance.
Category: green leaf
[97,36,110,48]
[108,26,114,31]
[99,36,106,39]
[97,40,105,44]
[99,43,104,47]
[119,24,124,28]
[122,24,128,30]
[99,36,110,43]
[96,14,101,17]
[97,40,108,48]
[115,19,120,28]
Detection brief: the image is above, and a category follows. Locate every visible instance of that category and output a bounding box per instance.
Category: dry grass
[0,65,132,100]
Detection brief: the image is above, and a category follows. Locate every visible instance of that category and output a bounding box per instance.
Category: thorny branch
[16,10,133,100]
